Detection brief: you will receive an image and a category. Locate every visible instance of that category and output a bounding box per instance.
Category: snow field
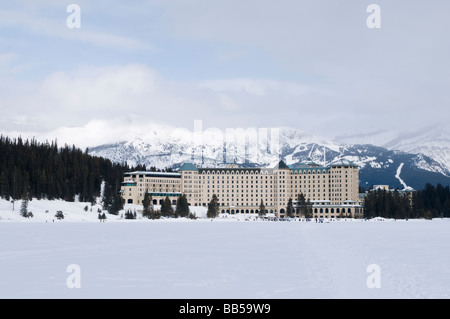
[0,198,208,222]
[1,215,450,299]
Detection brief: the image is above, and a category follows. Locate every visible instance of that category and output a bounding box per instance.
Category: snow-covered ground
[0,198,208,222]
[1,199,450,299]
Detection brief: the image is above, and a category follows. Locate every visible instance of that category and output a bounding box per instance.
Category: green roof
[178,162,198,171]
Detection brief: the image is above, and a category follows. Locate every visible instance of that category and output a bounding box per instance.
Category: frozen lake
[1,219,450,299]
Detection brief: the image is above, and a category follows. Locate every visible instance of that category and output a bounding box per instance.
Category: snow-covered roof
[329,159,358,167]
[125,171,181,177]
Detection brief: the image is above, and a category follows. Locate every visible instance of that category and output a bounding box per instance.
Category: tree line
[141,193,197,219]
[0,136,131,203]
[363,183,450,219]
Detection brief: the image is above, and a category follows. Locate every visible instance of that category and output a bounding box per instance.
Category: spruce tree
[0,171,10,200]
[151,209,161,219]
[0,135,130,203]
[142,192,154,218]
[110,190,124,215]
[160,196,174,218]
[286,198,294,218]
[102,182,124,215]
[102,181,113,211]
[258,199,266,217]
[207,194,220,218]
[125,210,135,219]
[175,194,190,218]
[20,198,28,218]
[305,198,313,218]
[297,193,307,217]
[143,192,153,211]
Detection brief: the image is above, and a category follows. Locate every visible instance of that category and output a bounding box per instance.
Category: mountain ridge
[88,126,450,190]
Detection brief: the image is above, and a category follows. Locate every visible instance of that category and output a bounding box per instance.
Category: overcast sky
[1,0,449,146]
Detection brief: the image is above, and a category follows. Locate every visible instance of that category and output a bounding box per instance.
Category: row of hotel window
[135,176,351,183]
[180,169,351,175]
[129,191,348,199]
[131,186,350,193]
[182,174,352,179]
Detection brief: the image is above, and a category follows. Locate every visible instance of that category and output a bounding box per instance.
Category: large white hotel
[121,159,363,218]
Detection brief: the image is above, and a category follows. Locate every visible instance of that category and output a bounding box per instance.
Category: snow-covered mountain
[89,126,450,190]
[335,123,450,174]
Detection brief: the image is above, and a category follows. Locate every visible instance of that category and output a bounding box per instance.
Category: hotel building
[121,160,363,218]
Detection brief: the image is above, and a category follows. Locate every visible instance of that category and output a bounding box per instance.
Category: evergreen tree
[142,192,154,218]
[143,192,153,211]
[364,188,423,219]
[297,193,312,218]
[443,198,450,218]
[160,196,174,217]
[258,199,266,217]
[0,171,10,201]
[125,210,136,219]
[102,181,124,215]
[188,212,197,219]
[102,181,113,211]
[175,194,190,218]
[55,211,64,220]
[152,209,162,219]
[40,169,47,199]
[143,208,161,219]
[20,198,28,218]
[286,198,294,218]
[98,212,107,221]
[207,194,220,218]
[304,198,313,218]
[0,135,130,203]
[110,191,124,215]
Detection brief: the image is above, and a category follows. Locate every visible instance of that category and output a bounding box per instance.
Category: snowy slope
[88,126,441,170]
[88,126,450,189]
[89,126,341,169]
[336,123,450,174]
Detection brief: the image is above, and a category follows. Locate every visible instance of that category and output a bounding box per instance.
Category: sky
[1,0,449,147]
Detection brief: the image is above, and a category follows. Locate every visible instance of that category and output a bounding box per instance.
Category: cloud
[199,78,325,97]
[1,60,446,142]
[1,0,450,142]
[0,7,147,50]
[0,65,183,130]
[8,118,176,150]
[0,63,335,137]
